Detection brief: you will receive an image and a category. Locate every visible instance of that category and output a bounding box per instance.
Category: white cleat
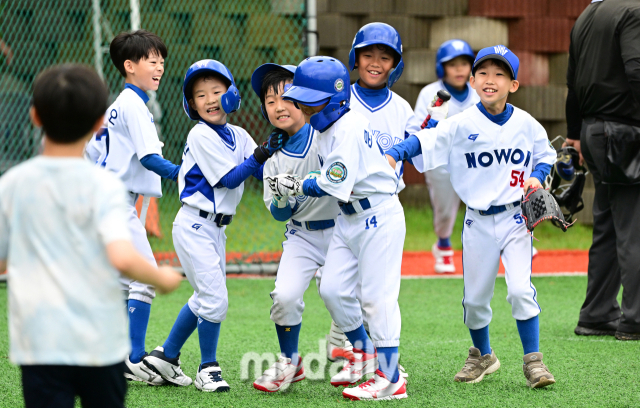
[195,362,230,392]
[326,320,353,362]
[432,243,455,273]
[124,355,166,386]
[342,369,408,401]
[143,346,193,387]
[253,355,305,392]
[330,348,377,387]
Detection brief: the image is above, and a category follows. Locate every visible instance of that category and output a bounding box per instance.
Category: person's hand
[154,266,183,294]
[562,139,584,166]
[386,154,397,169]
[523,177,542,194]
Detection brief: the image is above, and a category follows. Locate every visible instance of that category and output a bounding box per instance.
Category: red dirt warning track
[154,250,588,277]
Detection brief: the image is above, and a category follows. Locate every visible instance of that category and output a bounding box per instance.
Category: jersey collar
[281,123,313,158]
[352,81,392,112]
[200,120,236,150]
[476,102,514,126]
[125,83,150,104]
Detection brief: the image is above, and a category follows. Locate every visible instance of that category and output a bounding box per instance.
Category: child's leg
[163,302,199,359]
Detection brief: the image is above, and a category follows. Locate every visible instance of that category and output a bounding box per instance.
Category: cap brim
[282,85,333,105]
[472,55,515,79]
[250,63,297,98]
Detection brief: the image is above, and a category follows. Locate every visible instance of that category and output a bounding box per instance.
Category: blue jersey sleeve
[140,154,180,181]
[385,135,422,163]
[530,163,552,185]
[270,202,293,221]
[302,178,330,197]
[217,155,262,189]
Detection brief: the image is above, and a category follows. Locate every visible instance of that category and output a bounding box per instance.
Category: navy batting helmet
[282,56,350,133]
[436,39,475,79]
[348,23,404,88]
[546,142,587,223]
[182,59,241,120]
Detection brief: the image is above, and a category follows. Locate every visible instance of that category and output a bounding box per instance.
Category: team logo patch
[198,318,203,324]
[334,78,344,92]
[192,223,202,230]
[494,45,509,56]
[469,134,479,142]
[465,219,474,227]
[326,162,347,183]
[129,307,136,313]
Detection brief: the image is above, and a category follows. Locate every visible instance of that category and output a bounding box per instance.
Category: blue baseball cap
[472,45,519,80]
[250,63,297,99]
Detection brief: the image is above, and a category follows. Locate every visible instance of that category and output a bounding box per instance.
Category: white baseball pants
[119,202,156,304]
[425,166,461,239]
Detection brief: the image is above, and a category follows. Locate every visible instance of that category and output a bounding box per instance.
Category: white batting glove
[427,95,449,122]
[271,195,290,209]
[265,174,303,197]
[304,170,321,181]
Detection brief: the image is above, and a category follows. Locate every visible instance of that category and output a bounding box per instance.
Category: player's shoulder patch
[326,161,347,184]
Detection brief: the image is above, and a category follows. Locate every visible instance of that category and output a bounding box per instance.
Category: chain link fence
[0,0,309,262]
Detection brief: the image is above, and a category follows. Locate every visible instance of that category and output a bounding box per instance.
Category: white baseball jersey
[0,157,131,365]
[90,84,164,197]
[179,121,257,215]
[414,104,556,210]
[415,80,480,121]
[315,110,399,203]
[350,84,422,192]
[263,123,340,222]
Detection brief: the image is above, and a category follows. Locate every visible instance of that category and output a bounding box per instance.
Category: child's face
[298,102,328,125]
[265,80,305,135]
[443,56,472,90]
[126,52,164,92]
[470,60,519,109]
[356,45,395,89]
[189,76,228,125]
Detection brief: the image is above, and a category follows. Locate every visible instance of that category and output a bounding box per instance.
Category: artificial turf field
[1,277,638,407]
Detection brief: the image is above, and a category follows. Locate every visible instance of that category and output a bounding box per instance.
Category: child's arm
[106,240,182,294]
[140,154,180,181]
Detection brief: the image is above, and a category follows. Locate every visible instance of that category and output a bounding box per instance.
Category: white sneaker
[124,355,166,386]
[143,346,192,386]
[432,243,455,273]
[330,348,377,387]
[195,362,230,392]
[253,355,305,392]
[342,369,408,401]
[326,320,353,362]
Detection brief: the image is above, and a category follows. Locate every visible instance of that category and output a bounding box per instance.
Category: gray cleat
[454,347,500,383]
[523,352,555,389]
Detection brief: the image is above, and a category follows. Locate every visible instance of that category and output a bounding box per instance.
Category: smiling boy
[386,46,557,388]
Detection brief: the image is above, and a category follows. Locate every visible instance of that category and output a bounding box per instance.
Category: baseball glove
[521,187,574,234]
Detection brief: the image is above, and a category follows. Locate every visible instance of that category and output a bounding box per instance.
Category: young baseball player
[83,30,183,385]
[414,39,480,274]
[143,59,286,393]
[0,64,182,408]
[267,56,408,400]
[249,63,341,392]
[386,46,557,388]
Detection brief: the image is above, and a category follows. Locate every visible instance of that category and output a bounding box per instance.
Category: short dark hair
[474,58,514,80]
[260,68,294,105]
[109,30,168,78]
[186,72,230,101]
[32,64,108,143]
[355,44,401,67]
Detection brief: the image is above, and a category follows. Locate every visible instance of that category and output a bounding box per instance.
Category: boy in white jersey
[84,30,182,384]
[143,60,287,393]
[387,46,557,389]
[250,64,341,392]
[415,39,480,273]
[267,56,408,401]
[0,65,181,408]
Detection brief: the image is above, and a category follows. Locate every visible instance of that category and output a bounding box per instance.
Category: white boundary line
[402,271,587,279]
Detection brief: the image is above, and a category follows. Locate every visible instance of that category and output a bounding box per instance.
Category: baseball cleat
[432,243,455,273]
[342,369,407,401]
[124,354,166,386]
[330,348,377,387]
[523,352,555,389]
[195,362,230,392]
[253,355,305,392]
[615,331,640,341]
[574,319,618,336]
[143,346,193,386]
[326,321,353,362]
[454,347,500,383]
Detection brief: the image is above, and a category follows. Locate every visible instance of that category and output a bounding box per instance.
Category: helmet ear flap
[221,84,241,114]
[388,59,404,88]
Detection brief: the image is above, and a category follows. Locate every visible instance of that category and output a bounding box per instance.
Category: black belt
[197,210,233,227]
[291,219,335,231]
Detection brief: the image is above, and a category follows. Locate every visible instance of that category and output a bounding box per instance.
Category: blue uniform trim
[180,163,216,210]
[140,154,180,181]
[385,135,421,163]
[200,121,236,151]
[125,83,150,104]
[302,178,329,197]
[352,82,392,112]
[96,128,109,167]
[270,202,293,221]
[476,102,514,126]
[461,220,467,323]
[443,81,470,103]
[530,163,552,185]
[529,235,541,312]
[280,124,313,158]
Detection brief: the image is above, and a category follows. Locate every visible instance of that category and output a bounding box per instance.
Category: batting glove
[271,195,290,209]
[265,174,303,197]
[427,95,449,122]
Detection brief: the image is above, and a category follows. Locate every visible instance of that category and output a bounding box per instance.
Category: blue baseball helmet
[472,45,520,80]
[348,22,404,88]
[282,56,350,133]
[436,39,475,79]
[182,59,241,120]
[250,63,297,122]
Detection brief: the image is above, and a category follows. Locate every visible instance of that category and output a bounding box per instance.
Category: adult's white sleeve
[415,119,454,172]
[125,100,163,159]
[96,174,132,245]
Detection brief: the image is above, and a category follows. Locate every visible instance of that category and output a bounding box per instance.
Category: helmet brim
[354,40,402,59]
[282,85,333,106]
[472,55,516,80]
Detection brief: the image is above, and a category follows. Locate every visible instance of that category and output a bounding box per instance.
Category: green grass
[150,184,594,253]
[1,277,638,407]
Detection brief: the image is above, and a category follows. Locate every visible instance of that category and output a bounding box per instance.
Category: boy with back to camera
[143,59,288,393]
[0,64,181,408]
[386,46,557,388]
[249,63,341,392]
[414,39,480,274]
[85,30,182,384]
